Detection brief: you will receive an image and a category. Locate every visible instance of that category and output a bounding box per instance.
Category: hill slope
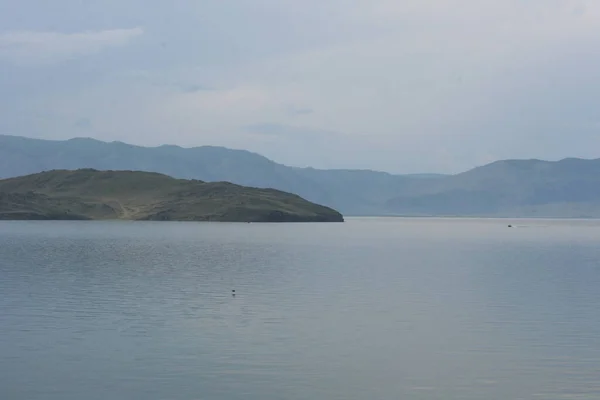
[0,169,344,222]
[0,134,422,215]
[4,135,600,217]
[385,158,600,217]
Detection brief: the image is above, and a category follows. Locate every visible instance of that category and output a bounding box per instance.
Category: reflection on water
[1,218,600,400]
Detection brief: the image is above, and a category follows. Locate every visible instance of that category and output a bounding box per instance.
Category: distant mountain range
[2,134,600,217]
[386,158,600,218]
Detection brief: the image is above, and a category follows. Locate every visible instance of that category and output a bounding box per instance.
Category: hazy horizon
[5,132,598,177]
[1,1,599,174]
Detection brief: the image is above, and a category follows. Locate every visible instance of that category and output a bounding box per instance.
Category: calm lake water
[1,218,600,399]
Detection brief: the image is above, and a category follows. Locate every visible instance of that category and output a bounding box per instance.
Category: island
[0,169,344,222]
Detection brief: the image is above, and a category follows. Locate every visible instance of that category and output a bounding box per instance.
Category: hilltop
[0,169,344,222]
[0,134,430,215]
[3,135,600,217]
[385,158,600,217]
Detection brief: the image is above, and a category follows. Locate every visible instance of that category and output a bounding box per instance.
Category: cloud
[0,27,143,65]
[181,84,213,93]
[245,123,337,139]
[74,117,93,130]
[2,1,600,173]
[286,106,314,116]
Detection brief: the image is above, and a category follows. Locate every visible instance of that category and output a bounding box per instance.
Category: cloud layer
[1,0,599,173]
[0,28,143,65]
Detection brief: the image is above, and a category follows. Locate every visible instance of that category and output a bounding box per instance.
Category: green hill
[4,135,600,217]
[0,169,344,222]
[0,134,426,215]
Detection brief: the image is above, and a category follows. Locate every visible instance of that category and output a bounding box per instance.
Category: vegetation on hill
[0,134,425,215]
[3,135,600,217]
[0,169,344,222]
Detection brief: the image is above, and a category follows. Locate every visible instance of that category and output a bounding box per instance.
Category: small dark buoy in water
[232,289,236,296]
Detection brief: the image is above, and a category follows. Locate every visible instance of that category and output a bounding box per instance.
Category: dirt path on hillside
[104,198,134,219]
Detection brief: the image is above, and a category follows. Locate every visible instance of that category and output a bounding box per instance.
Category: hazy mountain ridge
[0,134,420,214]
[386,158,600,217]
[0,169,344,222]
[2,134,600,217]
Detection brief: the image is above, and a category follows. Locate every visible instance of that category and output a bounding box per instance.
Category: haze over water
[1,218,600,400]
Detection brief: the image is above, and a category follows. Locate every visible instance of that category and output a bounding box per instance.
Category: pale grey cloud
[74,117,93,130]
[286,107,314,116]
[0,27,143,65]
[1,0,600,173]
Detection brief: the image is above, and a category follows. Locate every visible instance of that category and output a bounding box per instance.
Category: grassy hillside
[4,135,600,217]
[0,169,344,222]
[0,134,421,215]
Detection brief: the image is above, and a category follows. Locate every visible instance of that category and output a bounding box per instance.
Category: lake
[1,218,600,399]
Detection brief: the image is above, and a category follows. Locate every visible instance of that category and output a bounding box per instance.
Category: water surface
[1,218,600,399]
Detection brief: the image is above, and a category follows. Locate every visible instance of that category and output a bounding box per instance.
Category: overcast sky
[1,0,599,173]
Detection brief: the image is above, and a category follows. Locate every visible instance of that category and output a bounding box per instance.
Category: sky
[1,0,599,174]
